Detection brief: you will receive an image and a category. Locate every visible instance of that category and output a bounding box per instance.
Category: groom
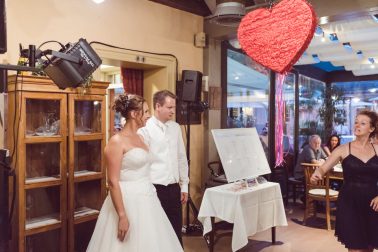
[138,90,189,246]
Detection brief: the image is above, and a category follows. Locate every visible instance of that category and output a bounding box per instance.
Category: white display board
[211,128,271,182]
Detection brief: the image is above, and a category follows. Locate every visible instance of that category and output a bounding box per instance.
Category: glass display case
[73,180,102,221]
[73,140,102,177]
[74,220,97,252]
[74,100,102,135]
[7,75,109,252]
[25,143,60,183]
[25,187,60,230]
[25,229,61,252]
[25,99,61,137]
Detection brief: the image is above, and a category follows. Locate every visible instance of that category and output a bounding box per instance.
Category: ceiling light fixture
[314,26,323,36]
[329,33,339,42]
[356,50,363,59]
[342,42,353,52]
[312,54,320,63]
[92,0,105,4]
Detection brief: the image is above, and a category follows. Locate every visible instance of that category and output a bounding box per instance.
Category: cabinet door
[67,94,106,252]
[18,92,67,252]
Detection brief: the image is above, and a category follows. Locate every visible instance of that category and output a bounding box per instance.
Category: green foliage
[318,86,345,140]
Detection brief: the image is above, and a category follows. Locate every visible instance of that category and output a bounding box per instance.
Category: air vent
[209,1,245,27]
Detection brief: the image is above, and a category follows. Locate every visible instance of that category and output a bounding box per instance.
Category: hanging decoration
[237,0,316,166]
[275,73,285,167]
[237,0,317,73]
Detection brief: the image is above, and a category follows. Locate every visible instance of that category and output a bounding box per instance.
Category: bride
[87,94,183,252]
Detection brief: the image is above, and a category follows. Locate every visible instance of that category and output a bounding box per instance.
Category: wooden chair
[283,153,304,205]
[302,163,339,230]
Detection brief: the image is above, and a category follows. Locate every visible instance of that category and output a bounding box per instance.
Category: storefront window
[331,81,378,144]
[298,75,326,148]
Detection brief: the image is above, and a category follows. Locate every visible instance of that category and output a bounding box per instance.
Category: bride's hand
[118,216,129,241]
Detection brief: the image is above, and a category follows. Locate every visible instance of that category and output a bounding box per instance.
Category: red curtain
[121,68,144,96]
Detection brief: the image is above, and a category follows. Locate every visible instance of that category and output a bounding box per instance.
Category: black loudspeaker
[181,70,202,102]
[0,0,6,54]
[176,81,201,125]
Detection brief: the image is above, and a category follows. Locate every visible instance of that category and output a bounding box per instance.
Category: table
[198,182,287,252]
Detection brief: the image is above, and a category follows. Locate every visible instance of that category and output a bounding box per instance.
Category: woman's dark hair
[357,109,378,138]
[326,134,340,152]
[112,94,145,119]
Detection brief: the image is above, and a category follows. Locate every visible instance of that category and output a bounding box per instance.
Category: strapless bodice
[120,148,150,182]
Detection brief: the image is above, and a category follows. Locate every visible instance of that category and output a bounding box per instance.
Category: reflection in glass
[74,180,101,218]
[26,99,60,136]
[74,140,101,175]
[332,80,378,144]
[226,49,270,157]
[74,100,102,134]
[25,229,60,252]
[298,75,326,148]
[25,187,60,229]
[26,143,60,181]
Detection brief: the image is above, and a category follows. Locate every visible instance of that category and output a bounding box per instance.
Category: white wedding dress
[87,148,183,252]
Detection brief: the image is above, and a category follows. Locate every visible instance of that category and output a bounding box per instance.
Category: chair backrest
[207,161,224,177]
[302,163,332,197]
[283,153,295,176]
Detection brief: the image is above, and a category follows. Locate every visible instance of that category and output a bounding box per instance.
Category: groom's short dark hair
[153,90,176,109]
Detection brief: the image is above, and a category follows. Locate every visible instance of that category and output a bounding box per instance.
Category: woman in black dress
[311,110,378,252]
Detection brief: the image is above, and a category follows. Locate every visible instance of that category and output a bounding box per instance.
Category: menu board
[211,128,271,182]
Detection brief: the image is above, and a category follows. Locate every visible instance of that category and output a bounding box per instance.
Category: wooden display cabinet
[7,75,109,252]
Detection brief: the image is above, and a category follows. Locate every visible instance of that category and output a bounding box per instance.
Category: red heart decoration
[237,0,317,73]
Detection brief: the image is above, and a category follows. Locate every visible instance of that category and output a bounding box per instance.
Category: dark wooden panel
[149,0,212,17]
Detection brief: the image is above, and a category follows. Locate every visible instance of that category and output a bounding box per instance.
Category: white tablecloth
[198,182,287,251]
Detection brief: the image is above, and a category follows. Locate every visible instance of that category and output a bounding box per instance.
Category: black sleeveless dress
[335,143,378,249]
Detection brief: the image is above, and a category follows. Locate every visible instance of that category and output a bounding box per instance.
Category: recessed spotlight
[312,54,320,63]
[314,26,323,36]
[329,33,339,42]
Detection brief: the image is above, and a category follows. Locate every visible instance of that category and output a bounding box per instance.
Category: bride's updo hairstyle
[113,94,145,120]
[357,109,378,138]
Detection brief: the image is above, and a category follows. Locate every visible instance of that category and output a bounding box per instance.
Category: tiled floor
[183,203,377,252]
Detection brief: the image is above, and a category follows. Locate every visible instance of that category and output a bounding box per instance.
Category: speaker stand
[183,101,202,234]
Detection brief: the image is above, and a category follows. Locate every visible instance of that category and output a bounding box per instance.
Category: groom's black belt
[153,183,179,189]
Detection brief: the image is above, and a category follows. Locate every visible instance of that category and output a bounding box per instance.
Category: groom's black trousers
[154,183,183,246]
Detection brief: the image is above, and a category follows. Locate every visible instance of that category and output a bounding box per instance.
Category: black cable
[10,72,19,160]
[89,41,179,81]
[37,40,65,50]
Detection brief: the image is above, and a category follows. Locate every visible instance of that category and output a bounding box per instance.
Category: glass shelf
[74,207,99,218]
[25,214,60,230]
[25,99,61,137]
[74,140,101,173]
[25,176,60,185]
[74,100,102,135]
[26,187,60,228]
[25,228,61,252]
[26,143,61,181]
